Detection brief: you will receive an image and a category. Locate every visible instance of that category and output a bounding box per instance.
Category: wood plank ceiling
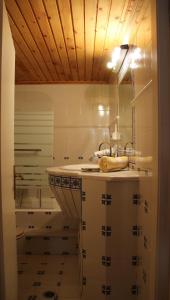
[5,0,149,84]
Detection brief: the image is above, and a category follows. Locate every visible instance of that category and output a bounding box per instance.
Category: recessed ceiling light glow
[107,62,114,69]
[112,47,121,63]
[133,47,142,60]
[99,110,105,117]
[130,62,138,69]
[98,105,104,111]
[106,45,129,72]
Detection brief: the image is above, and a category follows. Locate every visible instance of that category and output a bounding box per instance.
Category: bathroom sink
[59,163,99,171]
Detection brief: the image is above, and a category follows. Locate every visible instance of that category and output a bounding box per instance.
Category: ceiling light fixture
[106,44,129,73]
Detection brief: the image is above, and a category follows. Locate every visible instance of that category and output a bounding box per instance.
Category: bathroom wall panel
[15,84,112,167]
[15,84,112,126]
[54,127,110,166]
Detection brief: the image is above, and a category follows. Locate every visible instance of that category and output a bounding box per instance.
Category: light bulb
[107,62,113,69]
[98,105,104,111]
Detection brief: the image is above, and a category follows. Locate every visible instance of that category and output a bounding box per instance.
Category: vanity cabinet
[47,166,139,300]
[81,177,139,300]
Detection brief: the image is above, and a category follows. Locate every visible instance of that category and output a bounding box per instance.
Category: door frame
[154,0,170,299]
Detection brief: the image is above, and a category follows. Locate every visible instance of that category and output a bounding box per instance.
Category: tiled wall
[16,211,79,255]
[15,84,113,166]
[132,4,156,300]
[110,3,157,300]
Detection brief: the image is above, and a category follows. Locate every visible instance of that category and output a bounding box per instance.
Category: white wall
[15,84,113,166]
[0,2,17,300]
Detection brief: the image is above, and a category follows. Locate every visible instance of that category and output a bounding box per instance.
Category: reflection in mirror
[118,68,134,147]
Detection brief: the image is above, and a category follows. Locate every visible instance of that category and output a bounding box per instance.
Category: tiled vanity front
[81,177,139,300]
[47,167,139,300]
[49,174,82,218]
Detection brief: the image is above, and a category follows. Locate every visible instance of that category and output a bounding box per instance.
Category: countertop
[46,166,140,181]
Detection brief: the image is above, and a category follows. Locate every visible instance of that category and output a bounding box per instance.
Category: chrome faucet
[124,141,133,151]
[98,142,112,156]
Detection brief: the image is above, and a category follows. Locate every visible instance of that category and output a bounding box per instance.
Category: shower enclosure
[14,111,79,256]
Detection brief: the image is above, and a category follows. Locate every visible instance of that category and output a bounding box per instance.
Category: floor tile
[18,254,80,300]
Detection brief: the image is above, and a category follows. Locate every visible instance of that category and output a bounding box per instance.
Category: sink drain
[43,291,58,299]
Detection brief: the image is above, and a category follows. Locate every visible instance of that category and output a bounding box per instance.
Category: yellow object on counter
[99,156,128,172]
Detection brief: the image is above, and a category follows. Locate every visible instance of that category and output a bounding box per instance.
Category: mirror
[118,67,134,147]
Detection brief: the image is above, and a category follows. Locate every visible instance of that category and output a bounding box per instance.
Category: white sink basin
[59,163,99,171]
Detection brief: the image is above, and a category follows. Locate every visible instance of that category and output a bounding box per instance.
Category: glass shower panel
[14,112,55,210]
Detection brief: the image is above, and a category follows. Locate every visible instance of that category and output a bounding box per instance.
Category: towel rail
[15,149,42,152]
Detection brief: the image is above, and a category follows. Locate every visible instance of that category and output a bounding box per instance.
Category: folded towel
[99,156,128,172]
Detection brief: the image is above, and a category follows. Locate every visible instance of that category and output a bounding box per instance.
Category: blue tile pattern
[101,225,112,237]
[49,175,55,185]
[61,177,71,188]
[82,249,86,258]
[131,284,140,295]
[54,176,61,187]
[131,256,141,266]
[71,177,81,190]
[82,221,86,231]
[102,256,111,266]
[101,194,112,205]
[132,225,142,236]
[82,276,86,285]
[132,193,141,205]
[102,285,111,295]
[81,191,86,201]
[144,200,149,213]
[49,175,82,190]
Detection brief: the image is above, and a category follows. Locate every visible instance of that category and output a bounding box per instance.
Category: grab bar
[14,149,42,152]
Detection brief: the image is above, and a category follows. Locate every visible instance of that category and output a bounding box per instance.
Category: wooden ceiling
[5,0,148,84]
